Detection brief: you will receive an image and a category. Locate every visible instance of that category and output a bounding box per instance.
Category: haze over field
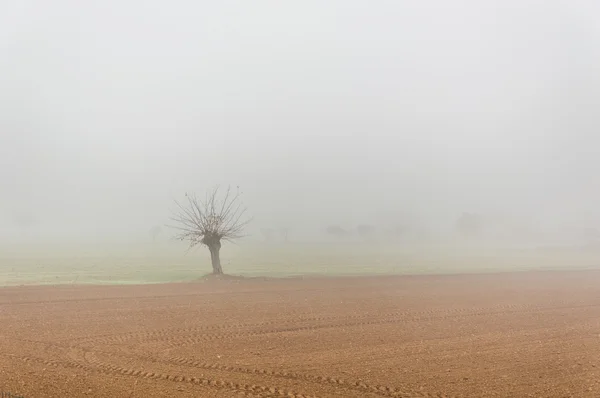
[5,6,600,397]
[1,1,600,248]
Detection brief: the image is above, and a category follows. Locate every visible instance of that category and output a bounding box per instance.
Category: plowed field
[1,271,599,397]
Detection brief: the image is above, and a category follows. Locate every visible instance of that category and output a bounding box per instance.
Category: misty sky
[1,1,600,241]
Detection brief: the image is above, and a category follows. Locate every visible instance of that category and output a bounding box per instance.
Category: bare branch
[168,185,251,248]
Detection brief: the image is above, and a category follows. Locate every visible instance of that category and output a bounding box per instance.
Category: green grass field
[1,241,600,286]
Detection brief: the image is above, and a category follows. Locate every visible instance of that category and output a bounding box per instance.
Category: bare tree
[325,225,348,237]
[279,227,290,242]
[170,186,250,275]
[149,225,162,242]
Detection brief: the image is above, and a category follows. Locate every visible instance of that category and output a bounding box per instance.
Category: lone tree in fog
[279,227,290,242]
[170,186,250,275]
[149,225,162,242]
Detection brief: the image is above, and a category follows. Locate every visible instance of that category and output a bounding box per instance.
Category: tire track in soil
[22,301,597,398]
[17,333,595,398]
[78,334,600,398]
[56,301,595,398]
[161,355,456,398]
[70,302,544,348]
[7,339,458,398]
[82,349,439,398]
[86,301,594,351]
[1,351,316,398]
[123,330,597,398]
[66,302,580,398]
[369,331,599,397]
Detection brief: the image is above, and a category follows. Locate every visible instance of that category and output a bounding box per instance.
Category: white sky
[1,0,600,241]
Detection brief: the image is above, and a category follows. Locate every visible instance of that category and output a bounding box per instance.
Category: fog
[2,1,600,246]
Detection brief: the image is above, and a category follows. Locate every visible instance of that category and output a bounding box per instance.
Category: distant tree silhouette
[149,225,162,242]
[279,227,290,242]
[325,225,348,237]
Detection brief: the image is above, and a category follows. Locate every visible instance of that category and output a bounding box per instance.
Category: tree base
[198,273,246,281]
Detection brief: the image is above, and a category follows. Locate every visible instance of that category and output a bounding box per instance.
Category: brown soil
[1,270,600,397]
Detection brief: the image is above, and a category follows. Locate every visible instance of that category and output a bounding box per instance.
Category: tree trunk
[208,241,223,275]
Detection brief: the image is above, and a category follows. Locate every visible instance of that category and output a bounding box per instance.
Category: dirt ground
[1,271,600,398]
